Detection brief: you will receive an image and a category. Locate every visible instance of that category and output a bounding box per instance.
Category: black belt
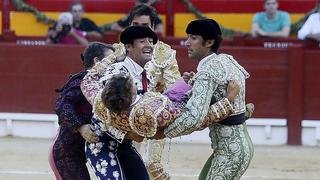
[219,113,246,125]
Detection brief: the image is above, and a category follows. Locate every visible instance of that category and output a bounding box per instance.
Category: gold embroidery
[129,92,168,137]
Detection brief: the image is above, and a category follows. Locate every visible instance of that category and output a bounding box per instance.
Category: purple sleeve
[55,76,90,132]
[164,79,191,102]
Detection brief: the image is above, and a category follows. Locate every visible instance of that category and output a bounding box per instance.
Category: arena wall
[1,0,320,145]
[0,40,319,145]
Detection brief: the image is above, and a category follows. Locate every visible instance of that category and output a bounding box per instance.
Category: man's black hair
[82,42,114,69]
[128,4,158,27]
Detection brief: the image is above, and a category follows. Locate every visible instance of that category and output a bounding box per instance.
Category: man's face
[71,4,84,22]
[185,34,210,60]
[130,15,155,30]
[264,0,278,15]
[92,48,114,66]
[127,37,154,66]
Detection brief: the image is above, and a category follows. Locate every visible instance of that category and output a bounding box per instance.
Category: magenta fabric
[59,30,85,44]
[164,79,191,102]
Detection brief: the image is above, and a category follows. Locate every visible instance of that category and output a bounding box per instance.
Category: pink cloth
[59,30,85,44]
[48,128,62,180]
[164,79,192,102]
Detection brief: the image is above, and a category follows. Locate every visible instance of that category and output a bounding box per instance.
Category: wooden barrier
[0,43,84,113]
[0,42,320,144]
[287,45,304,145]
[304,50,320,119]
[165,36,320,48]
[173,45,289,119]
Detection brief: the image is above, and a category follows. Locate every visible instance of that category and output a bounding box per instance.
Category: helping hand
[182,71,195,83]
[245,103,255,120]
[226,80,240,102]
[78,124,99,144]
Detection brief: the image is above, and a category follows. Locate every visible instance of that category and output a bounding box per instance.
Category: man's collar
[197,53,217,71]
[124,56,144,75]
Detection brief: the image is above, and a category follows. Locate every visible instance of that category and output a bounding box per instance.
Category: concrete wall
[1,113,319,146]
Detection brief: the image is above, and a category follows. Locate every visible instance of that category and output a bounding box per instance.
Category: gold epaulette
[112,43,126,61]
[152,41,175,68]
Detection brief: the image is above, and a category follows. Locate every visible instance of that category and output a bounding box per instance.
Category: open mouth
[143,49,152,55]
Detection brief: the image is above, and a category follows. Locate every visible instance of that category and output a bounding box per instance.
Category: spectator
[46,12,88,45]
[251,0,291,38]
[111,0,164,36]
[297,11,320,42]
[70,2,104,39]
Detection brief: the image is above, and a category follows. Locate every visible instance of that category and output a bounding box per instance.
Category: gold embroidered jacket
[113,41,181,92]
[81,41,181,142]
[93,91,234,138]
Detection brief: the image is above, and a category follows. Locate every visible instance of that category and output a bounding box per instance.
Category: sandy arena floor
[0,137,320,180]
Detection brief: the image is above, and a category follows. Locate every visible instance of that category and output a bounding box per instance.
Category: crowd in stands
[109,0,164,36]
[297,10,320,42]
[70,2,104,39]
[46,12,88,45]
[251,0,320,43]
[251,0,291,38]
[46,0,163,45]
[44,0,320,46]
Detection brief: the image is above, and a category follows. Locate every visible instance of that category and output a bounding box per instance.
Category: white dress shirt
[298,13,320,40]
[101,57,154,92]
[96,57,156,142]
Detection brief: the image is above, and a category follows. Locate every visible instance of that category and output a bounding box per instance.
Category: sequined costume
[93,81,234,138]
[49,71,92,180]
[81,54,149,180]
[81,39,181,179]
[113,41,181,179]
[112,41,180,92]
[164,53,254,180]
[81,54,236,180]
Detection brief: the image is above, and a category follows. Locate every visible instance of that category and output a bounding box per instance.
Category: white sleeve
[298,15,313,40]
[99,63,130,84]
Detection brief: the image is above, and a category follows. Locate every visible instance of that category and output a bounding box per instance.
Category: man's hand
[182,71,195,83]
[78,124,99,144]
[226,80,240,102]
[55,24,63,32]
[245,103,255,120]
[68,27,77,36]
[148,130,165,140]
[125,131,144,142]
